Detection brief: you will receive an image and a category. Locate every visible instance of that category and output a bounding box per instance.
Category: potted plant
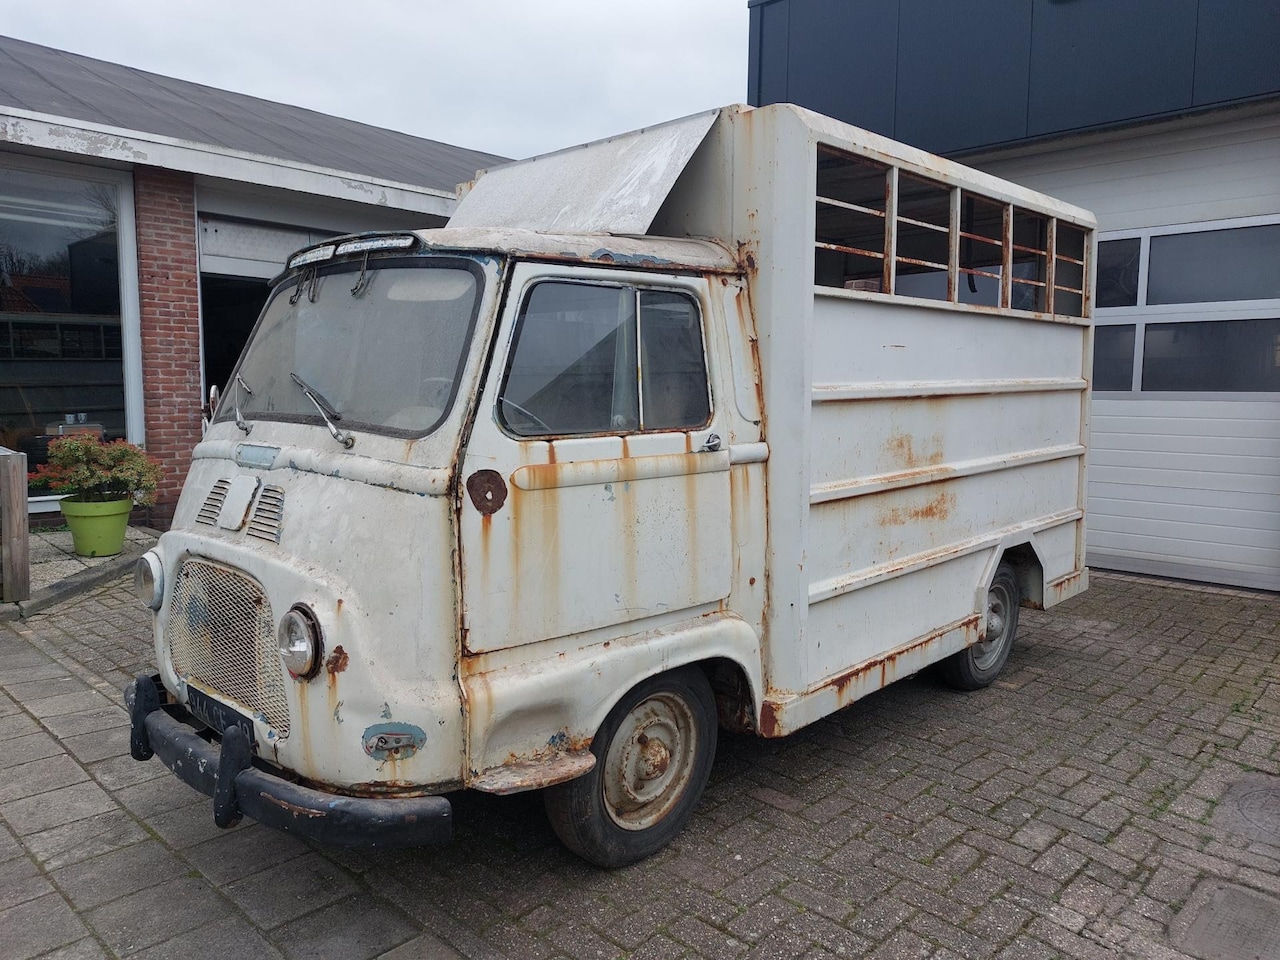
[35,436,162,557]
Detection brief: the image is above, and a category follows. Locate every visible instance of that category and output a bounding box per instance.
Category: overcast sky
[2,1,751,160]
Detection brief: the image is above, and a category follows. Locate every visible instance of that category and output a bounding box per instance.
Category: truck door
[458,263,732,654]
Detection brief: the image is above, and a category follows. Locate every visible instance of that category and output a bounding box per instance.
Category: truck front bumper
[125,676,451,848]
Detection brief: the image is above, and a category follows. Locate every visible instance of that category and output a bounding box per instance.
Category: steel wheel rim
[973,579,1014,670]
[602,692,698,831]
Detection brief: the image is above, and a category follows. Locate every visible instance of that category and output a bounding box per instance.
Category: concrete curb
[0,526,161,621]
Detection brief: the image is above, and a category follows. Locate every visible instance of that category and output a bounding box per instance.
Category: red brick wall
[134,167,202,527]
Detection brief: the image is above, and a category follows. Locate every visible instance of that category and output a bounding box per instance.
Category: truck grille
[166,558,290,736]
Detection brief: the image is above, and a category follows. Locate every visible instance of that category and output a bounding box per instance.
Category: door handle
[700,433,722,453]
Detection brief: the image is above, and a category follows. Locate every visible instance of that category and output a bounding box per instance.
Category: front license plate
[186,686,255,744]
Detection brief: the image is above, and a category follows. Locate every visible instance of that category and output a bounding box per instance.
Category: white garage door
[1089,218,1280,591]
[1089,397,1280,590]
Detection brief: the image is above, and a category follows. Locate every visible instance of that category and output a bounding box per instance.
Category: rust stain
[829,615,980,706]
[758,700,781,738]
[466,469,508,516]
[257,793,326,818]
[885,431,945,470]
[325,645,349,676]
[878,492,956,527]
[1050,572,1081,601]
[547,441,557,464]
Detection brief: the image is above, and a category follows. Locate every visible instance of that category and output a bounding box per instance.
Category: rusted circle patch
[466,469,508,515]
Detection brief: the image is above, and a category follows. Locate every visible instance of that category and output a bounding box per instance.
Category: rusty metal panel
[448,110,721,235]
[456,262,733,654]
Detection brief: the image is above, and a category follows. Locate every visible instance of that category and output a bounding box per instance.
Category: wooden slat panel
[0,447,30,604]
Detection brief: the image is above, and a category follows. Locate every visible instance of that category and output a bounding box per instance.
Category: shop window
[1141,318,1280,392]
[1148,224,1280,305]
[0,166,126,467]
[1092,325,1135,391]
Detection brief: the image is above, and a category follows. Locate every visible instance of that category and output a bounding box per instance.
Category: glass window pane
[0,166,125,463]
[639,291,710,430]
[500,283,638,436]
[1093,325,1135,391]
[1141,318,1280,392]
[1096,238,1140,308]
[1148,224,1280,304]
[219,264,480,437]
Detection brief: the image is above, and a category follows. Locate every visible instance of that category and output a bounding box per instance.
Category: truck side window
[499,281,710,437]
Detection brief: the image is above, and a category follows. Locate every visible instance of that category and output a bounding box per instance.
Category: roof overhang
[0,105,457,217]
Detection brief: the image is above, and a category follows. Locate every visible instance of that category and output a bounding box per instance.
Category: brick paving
[0,572,1278,959]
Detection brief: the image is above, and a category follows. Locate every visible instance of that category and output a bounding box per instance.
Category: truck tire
[942,562,1020,690]
[544,666,717,868]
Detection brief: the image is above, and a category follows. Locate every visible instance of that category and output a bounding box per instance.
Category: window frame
[1094,213,1280,396]
[496,277,714,440]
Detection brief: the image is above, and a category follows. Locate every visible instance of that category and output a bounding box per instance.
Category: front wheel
[544,666,717,868]
[941,562,1021,690]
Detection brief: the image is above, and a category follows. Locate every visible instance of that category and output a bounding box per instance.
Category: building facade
[749,0,1280,591]
[0,36,504,523]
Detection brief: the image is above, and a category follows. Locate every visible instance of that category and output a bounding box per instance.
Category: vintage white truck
[126,103,1095,867]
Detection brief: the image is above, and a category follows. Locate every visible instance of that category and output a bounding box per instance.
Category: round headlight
[133,552,163,610]
[278,605,322,680]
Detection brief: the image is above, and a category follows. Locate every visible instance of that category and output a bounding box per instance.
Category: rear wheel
[942,562,1020,690]
[544,666,717,868]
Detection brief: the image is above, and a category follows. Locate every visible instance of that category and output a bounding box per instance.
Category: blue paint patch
[362,722,427,760]
[588,248,676,267]
[380,702,392,719]
[547,731,568,749]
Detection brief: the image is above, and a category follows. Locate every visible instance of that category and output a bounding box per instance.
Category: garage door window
[1141,318,1280,392]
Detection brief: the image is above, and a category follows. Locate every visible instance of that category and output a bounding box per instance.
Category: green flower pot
[58,498,134,558]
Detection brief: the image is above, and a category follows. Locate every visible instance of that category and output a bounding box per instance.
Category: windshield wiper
[234,374,253,435]
[290,372,354,448]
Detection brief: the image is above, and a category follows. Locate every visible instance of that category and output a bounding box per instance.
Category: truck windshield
[216,259,481,438]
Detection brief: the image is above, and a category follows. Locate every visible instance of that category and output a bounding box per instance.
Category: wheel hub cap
[603,693,698,830]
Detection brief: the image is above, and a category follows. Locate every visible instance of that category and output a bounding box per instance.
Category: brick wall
[134,167,202,527]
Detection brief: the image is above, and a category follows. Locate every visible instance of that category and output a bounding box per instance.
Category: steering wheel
[500,396,551,434]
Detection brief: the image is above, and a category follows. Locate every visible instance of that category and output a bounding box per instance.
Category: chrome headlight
[278,605,322,680]
[133,552,163,610]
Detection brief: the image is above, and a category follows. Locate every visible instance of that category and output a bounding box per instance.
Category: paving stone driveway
[1,572,1278,960]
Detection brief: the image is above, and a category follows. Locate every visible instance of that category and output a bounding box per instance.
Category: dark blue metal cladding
[787,0,900,138]
[1193,0,1280,105]
[754,0,793,108]
[895,0,1033,153]
[1027,0,1198,137]
[747,0,1280,154]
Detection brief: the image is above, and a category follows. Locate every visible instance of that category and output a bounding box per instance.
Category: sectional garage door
[1089,396,1280,591]
[974,111,1280,591]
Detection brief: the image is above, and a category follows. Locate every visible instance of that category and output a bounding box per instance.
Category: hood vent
[246,485,285,544]
[195,479,230,526]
